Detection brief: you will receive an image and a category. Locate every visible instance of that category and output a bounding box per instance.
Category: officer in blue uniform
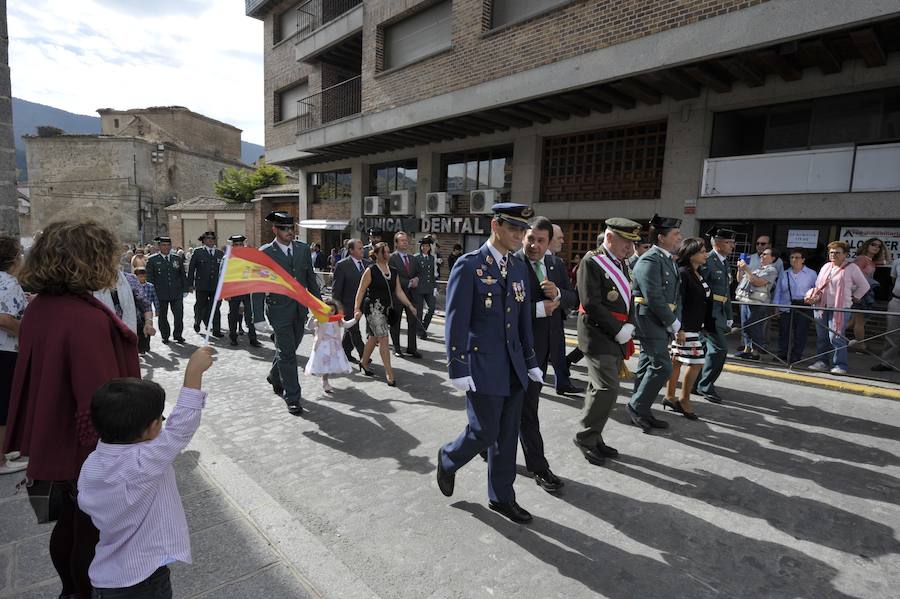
[260,212,320,415]
[436,203,543,524]
[628,214,683,432]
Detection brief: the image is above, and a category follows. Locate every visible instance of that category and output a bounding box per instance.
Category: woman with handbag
[847,237,887,351]
[773,249,818,363]
[735,248,779,360]
[353,242,417,387]
[3,220,140,599]
[805,241,870,375]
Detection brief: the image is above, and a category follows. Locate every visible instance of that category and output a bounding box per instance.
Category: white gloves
[527,367,543,383]
[668,319,681,334]
[433,288,438,298]
[726,320,734,328]
[450,376,477,392]
[614,323,635,344]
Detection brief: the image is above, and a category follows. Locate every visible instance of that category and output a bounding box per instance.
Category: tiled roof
[165,196,252,211]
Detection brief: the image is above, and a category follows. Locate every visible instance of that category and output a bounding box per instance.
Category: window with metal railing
[296,75,361,132]
[295,0,362,39]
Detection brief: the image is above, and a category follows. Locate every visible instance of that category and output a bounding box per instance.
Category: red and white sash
[593,253,631,313]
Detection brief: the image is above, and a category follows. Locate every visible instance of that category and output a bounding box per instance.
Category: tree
[36,125,64,137]
[214,162,287,203]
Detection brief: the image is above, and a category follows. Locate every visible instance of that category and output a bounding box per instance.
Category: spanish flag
[214,245,341,324]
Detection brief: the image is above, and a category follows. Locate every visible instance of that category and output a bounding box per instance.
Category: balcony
[297,75,361,133]
[295,0,363,63]
[700,142,900,197]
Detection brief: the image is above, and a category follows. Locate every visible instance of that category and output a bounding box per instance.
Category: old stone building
[247,0,900,292]
[24,106,248,243]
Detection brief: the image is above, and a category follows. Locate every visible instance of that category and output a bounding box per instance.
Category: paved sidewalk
[3,296,899,598]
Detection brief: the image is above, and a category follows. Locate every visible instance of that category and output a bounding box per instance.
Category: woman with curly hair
[848,237,887,350]
[3,220,140,599]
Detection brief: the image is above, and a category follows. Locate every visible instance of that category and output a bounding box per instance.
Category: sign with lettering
[355,217,419,234]
[786,229,819,249]
[839,227,900,262]
[355,216,490,236]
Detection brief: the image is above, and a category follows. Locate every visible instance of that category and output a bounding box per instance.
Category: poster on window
[839,227,900,263]
[786,229,819,249]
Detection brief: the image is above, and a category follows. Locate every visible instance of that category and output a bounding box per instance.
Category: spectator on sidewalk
[848,237,886,351]
[774,249,818,364]
[133,267,159,355]
[738,235,783,354]
[78,346,214,599]
[0,235,28,475]
[806,241,870,375]
[3,220,141,599]
[872,255,900,373]
[735,248,779,360]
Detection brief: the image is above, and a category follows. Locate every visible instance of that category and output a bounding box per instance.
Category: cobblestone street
[3,301,899,598]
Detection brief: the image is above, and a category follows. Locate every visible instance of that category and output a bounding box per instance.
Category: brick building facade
[248,0,900,290]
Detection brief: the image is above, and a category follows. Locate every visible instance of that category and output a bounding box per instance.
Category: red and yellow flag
[218,246,341,322]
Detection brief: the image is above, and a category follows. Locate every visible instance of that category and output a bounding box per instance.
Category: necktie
[165,255,169,263]
[499,254,508,278]
[208,248,213,256]
[287,245,292,259]
[357,260,363,273]
[533,260,544,281]
[403,254,410,273]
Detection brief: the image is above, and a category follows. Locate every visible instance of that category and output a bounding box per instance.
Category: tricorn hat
[649,214,682,229]
[198,231,217,241]
[265,211,294,227]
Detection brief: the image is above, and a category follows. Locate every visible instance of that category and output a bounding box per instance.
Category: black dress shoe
[161,338,170,344]
[646,414,669,429]
[573,439,605,466]
[193,323,201,333]
[533,470,564,493]
[249,339,262,348]
[436,449,455,497]
[626,404,653,433]
[406,350,422,359]
[479,449,488,462]
[347,355,359,364]
[393,351,404,358]
[174,336,186,343]
[211,330,225,338]
[286,402,303,415]
[418,332,428,340]
[556,384,584,396]
[489,501,533,524]
[266,376,284,396]
[596,440,619,458]
[701,391,723,404]
[229,337,238,346]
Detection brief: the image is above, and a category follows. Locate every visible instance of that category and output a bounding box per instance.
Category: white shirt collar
[712,249,728,263]
[654,244,673,259]
[485,240,507,264]
[275,239,292,255]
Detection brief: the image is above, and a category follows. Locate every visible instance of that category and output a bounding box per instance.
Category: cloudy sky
[8,0,265,144]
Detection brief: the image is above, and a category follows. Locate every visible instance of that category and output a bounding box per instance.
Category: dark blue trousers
[441,377,524,503]
[549,334,572,390]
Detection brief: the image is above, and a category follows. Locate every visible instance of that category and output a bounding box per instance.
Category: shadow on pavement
[607,455,900,558]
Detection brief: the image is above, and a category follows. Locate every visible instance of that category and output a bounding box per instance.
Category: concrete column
[414,148,437,215]
[0,1,19,237]
[297,167,309,242]
[510,134,542,205]
[659,98,712,236]
[349,161,367,237]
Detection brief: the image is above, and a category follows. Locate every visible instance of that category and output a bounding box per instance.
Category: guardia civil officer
[260,211,320,415]
[436,203,543,524]
[413,236,437,340]
[362,227,383,258]
[145,236,187,343]
[696,227,737,404]
[226,235,261,348]
[628,214,683,432]
[573,218,641,464]
[188,231,225,337]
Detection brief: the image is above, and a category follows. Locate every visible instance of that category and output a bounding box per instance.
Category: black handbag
[25,479,73,524]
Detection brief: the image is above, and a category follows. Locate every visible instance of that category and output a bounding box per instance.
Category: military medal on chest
[485,292,493,309]
[607,289,619,302]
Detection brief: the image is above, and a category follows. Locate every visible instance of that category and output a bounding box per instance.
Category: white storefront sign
[839,227,900,261]
[786,229,819,249]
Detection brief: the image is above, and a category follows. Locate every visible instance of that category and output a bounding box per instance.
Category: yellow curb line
[431,315,899,400]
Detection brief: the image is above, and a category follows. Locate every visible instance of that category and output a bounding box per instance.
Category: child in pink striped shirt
[78,346,214,598]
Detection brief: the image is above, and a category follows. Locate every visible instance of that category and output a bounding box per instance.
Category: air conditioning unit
[470,189,498,214]
[363,196,384,216]
[389,189,413,215]
[425,192,450,215]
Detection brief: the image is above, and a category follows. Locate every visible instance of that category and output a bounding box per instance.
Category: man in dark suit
[188,231,224,337]
[388,231,422,359]
[225,235,261,348]
[437,203,543,524]
[516,216,578,493]
[573,219,642,464]
[332,238,369,363]
[260,211,320,415]
[145,235,187,343]
[311,243,327,270]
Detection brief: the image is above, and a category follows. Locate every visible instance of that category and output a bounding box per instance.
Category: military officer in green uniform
[188,231,225,337]
[260,211,320,415]
[628,214,683,432]
[696,227,737,403]
[573,218,642,464]
[145,236,187,344]
[413,236,437,339]
[226,234,262,349]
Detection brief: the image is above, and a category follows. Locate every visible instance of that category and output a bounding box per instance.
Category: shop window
[369,160,417,197]
[311,169,352,204]
[382,1,452,71]
[541,122,666,202]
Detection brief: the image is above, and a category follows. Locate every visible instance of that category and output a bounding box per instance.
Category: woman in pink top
[848,238,887,350]
[805,241,870,375]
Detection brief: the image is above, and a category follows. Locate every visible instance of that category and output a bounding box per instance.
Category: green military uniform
[629,216,682,426]
[260,211,320,414]
[697,228,736,402]
[574,218,642,464]
[413,237,437,337]
[188,232,224,335]
[145,236,187,342]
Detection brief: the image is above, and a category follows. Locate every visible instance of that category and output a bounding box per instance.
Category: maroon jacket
[3,294,140,481]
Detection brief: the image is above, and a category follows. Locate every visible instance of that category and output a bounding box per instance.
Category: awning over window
[298,219,350,230]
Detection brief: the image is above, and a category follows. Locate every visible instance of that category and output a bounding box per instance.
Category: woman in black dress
[353,242,417,386]
[663,237,710,420]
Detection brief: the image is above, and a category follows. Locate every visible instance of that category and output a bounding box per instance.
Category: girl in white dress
[305,299,361,393]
